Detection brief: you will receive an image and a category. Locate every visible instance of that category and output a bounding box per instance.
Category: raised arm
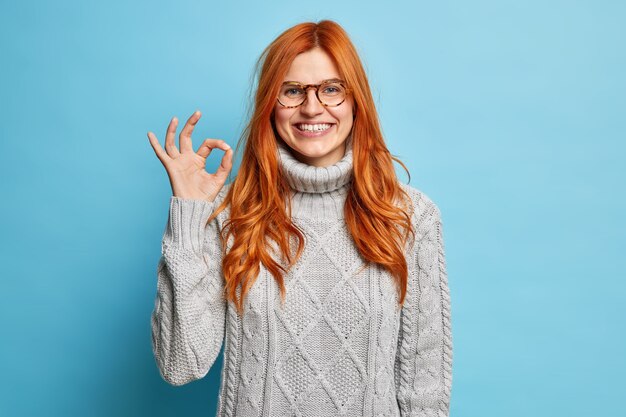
[150,195,228,386]
[395,199,453,417]
[147,110,233,386]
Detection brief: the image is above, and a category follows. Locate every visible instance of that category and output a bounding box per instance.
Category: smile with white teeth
[296,123,333,131]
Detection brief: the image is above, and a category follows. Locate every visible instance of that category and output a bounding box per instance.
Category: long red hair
[209,20,415,315]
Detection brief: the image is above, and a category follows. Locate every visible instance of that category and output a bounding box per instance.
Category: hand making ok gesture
[147,110,233,202]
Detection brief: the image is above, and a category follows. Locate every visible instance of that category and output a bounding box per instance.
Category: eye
[321,83,343,95]
[284,87,304,97]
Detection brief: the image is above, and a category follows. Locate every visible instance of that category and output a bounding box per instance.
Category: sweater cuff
[162,196,216,253]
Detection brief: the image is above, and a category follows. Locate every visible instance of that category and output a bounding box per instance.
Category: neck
[276,136,354,219]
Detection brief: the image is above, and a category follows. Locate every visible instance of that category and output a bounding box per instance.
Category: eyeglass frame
[276,78,352,108]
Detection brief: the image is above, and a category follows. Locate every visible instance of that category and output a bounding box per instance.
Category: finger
[147,131,171,165]
[164,116,180,158]
[179,110,201,153]
[196,138,230,159]
[215,145,234,179]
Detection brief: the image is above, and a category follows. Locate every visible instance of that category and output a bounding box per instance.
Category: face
[273,47,355,167]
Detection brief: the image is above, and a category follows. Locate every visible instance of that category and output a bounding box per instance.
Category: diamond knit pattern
[272,218,370,416]
[150,138,453,417]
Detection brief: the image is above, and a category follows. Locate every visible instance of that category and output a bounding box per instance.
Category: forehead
[283,47,341,84]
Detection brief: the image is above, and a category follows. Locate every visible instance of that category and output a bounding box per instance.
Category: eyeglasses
[276,79,351,108]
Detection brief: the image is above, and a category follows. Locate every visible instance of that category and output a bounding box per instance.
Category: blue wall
[1,1,624,416]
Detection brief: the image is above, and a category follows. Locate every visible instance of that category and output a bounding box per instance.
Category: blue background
[1,0,624,416]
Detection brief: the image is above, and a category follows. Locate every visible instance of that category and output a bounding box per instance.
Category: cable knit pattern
[150,140,453,417]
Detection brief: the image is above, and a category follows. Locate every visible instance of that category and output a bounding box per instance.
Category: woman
[148,19,452,417]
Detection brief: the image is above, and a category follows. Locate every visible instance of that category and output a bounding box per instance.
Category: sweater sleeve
[395,201,453,417]
[150,195,228,386]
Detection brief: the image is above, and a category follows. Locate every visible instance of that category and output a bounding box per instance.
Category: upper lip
[293,121,335,125]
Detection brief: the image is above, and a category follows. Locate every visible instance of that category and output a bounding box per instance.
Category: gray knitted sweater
[151,139,453,417]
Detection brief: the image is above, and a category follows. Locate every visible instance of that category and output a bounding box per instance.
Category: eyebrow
[282,78,345,85]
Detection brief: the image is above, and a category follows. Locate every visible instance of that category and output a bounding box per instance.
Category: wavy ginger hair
[209,20,415,315]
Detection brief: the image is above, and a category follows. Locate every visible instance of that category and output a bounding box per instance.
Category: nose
[300,87,324,117]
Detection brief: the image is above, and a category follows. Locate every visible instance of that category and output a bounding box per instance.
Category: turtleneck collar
[276,135,354,219]
[276,135,354,194]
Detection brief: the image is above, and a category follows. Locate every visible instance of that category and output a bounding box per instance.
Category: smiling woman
[148,19,453,417]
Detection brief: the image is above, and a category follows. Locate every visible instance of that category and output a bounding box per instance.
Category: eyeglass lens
[278,82,346,106]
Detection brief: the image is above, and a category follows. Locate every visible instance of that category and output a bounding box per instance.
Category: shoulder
[398,182,441,221]
[397,183,443,251]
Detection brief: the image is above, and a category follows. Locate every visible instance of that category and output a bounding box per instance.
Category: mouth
[293,123,335,138]
[292,123,335,138]
[293,122,335,133]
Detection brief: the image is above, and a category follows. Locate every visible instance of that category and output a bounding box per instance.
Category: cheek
[337,100,355,126]
[274,109,291,128]
[337,108,354,127]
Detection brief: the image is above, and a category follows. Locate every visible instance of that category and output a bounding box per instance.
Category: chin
[293,141,336,155]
